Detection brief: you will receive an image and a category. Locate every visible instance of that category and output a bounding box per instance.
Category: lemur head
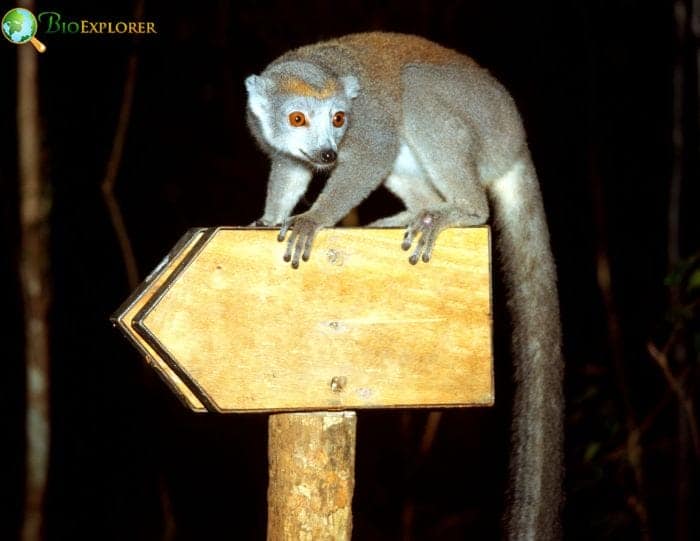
[245,61,359,170]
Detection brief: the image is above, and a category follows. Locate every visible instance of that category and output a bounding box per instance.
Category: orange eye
[288,112,306,127]
[332,111,345,128]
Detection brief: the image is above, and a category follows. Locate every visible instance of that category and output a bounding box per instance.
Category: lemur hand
[277,212,322,268]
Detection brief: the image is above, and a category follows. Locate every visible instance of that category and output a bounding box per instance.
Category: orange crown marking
[278,77,339,99]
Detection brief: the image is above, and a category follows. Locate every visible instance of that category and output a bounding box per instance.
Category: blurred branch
[100,53,139,289]
[398,411,443,541]
[670,0,686,269]
[647,342,699,457]
[670,1,695,539]
[101,5,178,539]
[419,411,442,458]
[100,0,145,290]
[582,8,651,534]
[591,173,650,538]
[17,0,51,539]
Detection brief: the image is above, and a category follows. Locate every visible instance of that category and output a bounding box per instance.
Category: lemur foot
[278,213,321,268]
[401,211,445,264]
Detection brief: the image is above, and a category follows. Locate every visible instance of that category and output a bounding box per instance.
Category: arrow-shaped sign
[112,227,493,413]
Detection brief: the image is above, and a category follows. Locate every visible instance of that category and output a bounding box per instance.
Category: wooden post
[268,412,356,540]
[112,227,493,537]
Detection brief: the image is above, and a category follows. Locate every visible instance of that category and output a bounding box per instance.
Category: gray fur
[245,32,563,540]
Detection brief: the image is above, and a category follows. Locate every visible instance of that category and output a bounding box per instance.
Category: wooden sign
[112,227,493,413]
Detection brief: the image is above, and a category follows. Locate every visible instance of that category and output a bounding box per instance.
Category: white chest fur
[391,142,425,180]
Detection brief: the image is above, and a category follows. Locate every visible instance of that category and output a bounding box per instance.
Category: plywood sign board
[112,227,493,413]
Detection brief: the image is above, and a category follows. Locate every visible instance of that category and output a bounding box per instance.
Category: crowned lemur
[245,32,563,540]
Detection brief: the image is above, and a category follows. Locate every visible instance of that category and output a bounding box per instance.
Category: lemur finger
[408,231,429,265]
[291,234,305,269]
[421,230,436,262]
[278,220,292,242]
[302,232,314,262]
[402,227,414,251]
[283,228,299,262]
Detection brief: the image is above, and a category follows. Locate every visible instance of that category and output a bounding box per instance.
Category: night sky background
[1,1,699,539]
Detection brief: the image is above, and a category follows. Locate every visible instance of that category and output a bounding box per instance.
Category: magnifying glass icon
[2,8,47,53]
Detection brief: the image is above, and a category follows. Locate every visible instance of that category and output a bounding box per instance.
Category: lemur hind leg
[399,64,489,263]
[369,159,444,227]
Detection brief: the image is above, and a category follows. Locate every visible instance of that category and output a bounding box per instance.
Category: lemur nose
[321,149,337,163]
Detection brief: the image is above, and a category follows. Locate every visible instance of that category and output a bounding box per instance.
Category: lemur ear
[245,75,272,119]
[340,75,360,99]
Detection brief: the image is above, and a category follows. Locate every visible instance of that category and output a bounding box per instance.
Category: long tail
[490,155,564,541]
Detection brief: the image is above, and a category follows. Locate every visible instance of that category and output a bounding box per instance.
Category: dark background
[1,0,699,539]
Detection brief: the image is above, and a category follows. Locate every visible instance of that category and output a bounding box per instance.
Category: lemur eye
[288,112,306,127]
[332,111,345,128]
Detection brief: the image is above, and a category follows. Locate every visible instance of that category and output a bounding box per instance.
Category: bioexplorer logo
[2,7,158,52]
[2,8,46,52]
